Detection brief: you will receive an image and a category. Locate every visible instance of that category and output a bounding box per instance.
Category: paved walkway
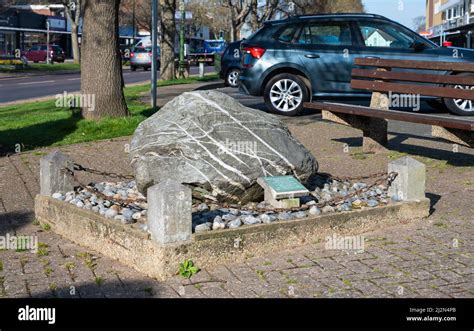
[0,86,473,298]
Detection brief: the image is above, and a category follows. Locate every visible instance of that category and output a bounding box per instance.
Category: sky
[363,0,426,30]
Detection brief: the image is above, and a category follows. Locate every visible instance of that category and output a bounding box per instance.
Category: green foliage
[178,259,199,279]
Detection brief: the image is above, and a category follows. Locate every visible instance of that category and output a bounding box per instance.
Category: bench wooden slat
[352,68,474,86]
[355,58,474,72]
[304,102,474,131]
[351,79,474,100]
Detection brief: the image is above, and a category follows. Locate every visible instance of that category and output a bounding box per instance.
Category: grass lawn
[0,74,218,154]
[0,63,81,73]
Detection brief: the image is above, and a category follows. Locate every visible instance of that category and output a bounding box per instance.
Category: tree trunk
[71,24,80,64]
[159,0,176,81]
[81,0,129,119]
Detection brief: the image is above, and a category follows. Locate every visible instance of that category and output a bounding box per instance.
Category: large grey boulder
[129,90,318,203]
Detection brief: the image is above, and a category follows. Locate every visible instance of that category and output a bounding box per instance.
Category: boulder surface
[129,90,318,203]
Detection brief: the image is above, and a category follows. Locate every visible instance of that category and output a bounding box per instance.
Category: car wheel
[144,66,149,71]
[34,61,39,63]
[131,66,136,71]
[443,73,474,116]
[264,73,308,116]
[226,69,240,87]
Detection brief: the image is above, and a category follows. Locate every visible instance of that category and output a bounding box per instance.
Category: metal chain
[73,163,134,180]
[64,163,145,210]
[65,163,398,213]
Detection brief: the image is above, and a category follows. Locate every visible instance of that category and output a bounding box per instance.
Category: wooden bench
[304,58,474,152]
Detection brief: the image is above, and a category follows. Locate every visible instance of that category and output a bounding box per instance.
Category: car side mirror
[413,42,426,52]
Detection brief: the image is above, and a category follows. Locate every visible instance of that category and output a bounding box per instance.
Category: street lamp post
[46,20,50,65]
[151,0,158,109]
[178,0,185,79]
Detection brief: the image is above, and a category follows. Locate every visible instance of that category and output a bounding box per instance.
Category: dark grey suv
[239,13,474,116]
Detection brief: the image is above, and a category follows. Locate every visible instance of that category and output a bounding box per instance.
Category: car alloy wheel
[227,69,240,87]
[269,78,303,113]
[453,84,474,113]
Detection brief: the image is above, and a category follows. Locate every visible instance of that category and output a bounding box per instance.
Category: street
[0,65,215,103]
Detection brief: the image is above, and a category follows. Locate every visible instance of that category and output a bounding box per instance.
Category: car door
[27,46,37,61]
[349,19,440,94]
[294,20,357,95]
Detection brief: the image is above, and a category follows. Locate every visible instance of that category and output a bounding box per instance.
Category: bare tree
[221,0,252,42]
[61,0,83,64]
[413,16,426,32]
[121,0,151,33]
[160,0,176,80]
[281,0,364,15]
[249,0,281,32]
[81,0,129,119]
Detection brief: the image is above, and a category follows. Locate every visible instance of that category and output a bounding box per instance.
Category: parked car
[239,14,474,116]
[130,47,160,71]
[220,40,242,87]
[25,44,65,63]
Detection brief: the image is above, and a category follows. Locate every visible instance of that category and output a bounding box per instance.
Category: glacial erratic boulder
[129,90,318,203]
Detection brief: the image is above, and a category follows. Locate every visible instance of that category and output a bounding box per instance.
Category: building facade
[426,0,474,48]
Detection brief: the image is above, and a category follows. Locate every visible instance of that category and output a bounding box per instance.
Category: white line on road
[67,78,81,81]
[18,80,55,85]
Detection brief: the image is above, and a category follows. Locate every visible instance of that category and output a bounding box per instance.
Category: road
[0,66,215,103]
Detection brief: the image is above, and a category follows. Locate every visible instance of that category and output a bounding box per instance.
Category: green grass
[0,74,218,154]
[0,63,81,73]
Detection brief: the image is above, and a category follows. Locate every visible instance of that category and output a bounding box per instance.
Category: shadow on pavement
[29,279,172,299]
[0,210,34,237]
[426,192,442,216]
[335,134,474,167]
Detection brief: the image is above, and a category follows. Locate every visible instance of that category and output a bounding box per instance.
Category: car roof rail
[266,13,386,24]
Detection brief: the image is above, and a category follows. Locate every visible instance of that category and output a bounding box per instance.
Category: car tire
[144,67,149,71]
[34,61,39,63]
[264,73,309,116]
[131,66,136,72]
[443,73,474,116]
[226,68,240,87]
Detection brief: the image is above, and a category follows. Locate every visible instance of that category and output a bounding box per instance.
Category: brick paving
[1,87,473,298]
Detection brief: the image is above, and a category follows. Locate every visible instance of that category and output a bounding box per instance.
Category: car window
[275,24,300,43]
[30,46,38,51]
[358,21,432,49]
[40,46,47,50]
[296,22,353,46]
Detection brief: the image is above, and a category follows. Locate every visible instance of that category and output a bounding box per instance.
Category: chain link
[73,163,134,180]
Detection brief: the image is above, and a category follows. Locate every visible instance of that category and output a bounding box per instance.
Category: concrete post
[147,179,192,245]
[199,62,204,78]
[388,156,426,201]
[40,151,74,196]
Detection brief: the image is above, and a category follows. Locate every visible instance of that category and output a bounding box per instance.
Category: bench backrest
[351,58,474,101]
